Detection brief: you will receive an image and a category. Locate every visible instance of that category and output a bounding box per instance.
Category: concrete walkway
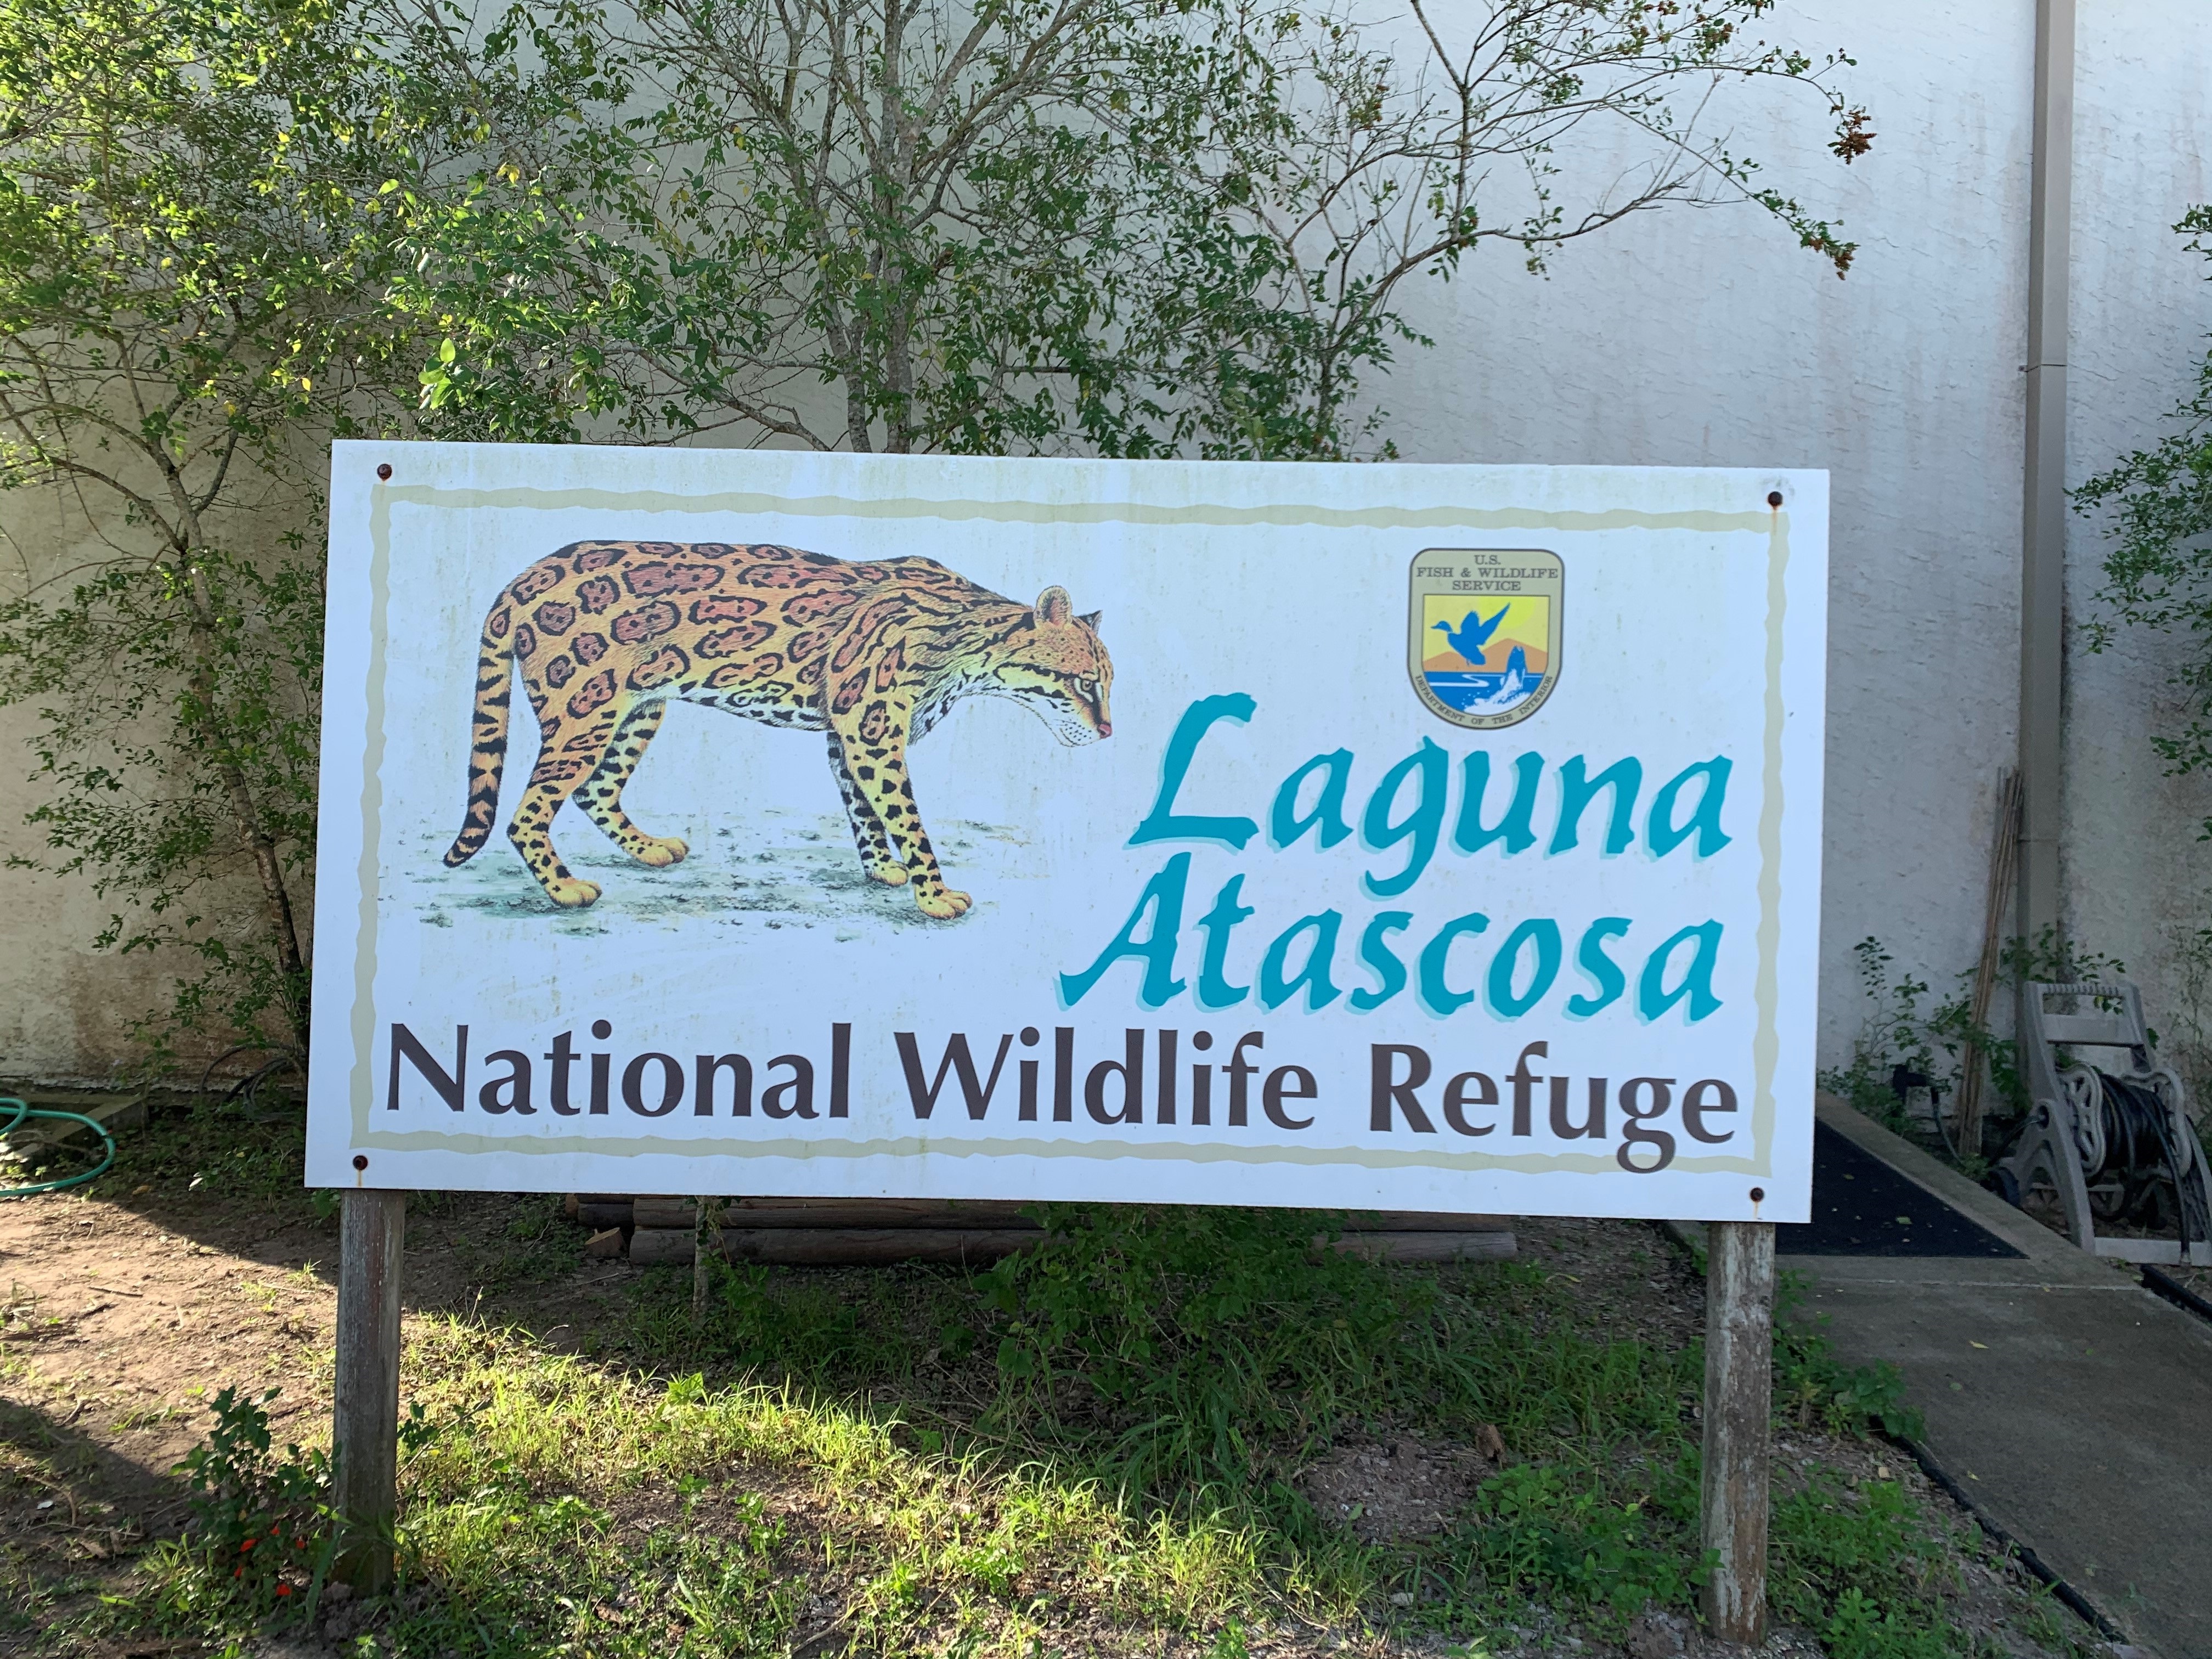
[1786,1098,2212,1658]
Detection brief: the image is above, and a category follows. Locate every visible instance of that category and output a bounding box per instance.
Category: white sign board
[307,443,1826,1221]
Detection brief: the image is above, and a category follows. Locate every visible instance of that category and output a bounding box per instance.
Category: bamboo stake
[1955,768,2024,1155]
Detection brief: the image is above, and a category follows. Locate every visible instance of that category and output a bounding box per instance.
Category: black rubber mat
[1775,1121,2023,1257]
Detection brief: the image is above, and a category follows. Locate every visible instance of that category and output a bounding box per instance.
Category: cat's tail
[442,599,515,867]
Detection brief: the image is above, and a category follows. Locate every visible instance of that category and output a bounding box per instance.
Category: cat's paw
[545,875,603,908]
[634,836,688,868]
[867,862,910,887]
[916,886,972,918]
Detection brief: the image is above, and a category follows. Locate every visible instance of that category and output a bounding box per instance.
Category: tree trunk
[876,0,915,453]
[180,558,312,1056]
[149,439,313,1060]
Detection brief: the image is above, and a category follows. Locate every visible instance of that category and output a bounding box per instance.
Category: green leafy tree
[0,0,1869,1084]
[394,0,1872,458]
[0,0,437,1079]
[2080,205,2212,834]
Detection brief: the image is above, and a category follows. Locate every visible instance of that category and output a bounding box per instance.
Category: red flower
[241,1537,256,1550]
[276,1583,294,1597]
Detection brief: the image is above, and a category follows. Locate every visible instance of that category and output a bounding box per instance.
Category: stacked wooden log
[566,1194,1515,1266]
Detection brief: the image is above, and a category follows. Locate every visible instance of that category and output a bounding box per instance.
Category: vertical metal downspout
[2018,0,2074,947]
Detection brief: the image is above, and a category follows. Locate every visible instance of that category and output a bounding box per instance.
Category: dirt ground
[0,1165,623,1645]
[0,1142,2118,1659]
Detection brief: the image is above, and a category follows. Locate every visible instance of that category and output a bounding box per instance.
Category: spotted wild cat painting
[442,541,1115,916]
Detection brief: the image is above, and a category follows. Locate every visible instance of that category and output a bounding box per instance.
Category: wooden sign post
[332,1186,405,1592]
[1700,1217,1776,1644]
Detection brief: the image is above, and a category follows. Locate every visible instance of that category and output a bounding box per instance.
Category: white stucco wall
[1378,1,2212,1063]
[0,489,208,1081]
[2063,4,2212,1048]
[4,1,2210,1081]
[0,476,308,1084]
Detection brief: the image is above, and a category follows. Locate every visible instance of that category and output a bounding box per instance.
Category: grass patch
[115,1095,318,1207]
[1,1110,2091,1657]
[28,1189,2092,1658]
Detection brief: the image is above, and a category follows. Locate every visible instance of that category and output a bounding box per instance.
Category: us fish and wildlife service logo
[1408,549,1564,730]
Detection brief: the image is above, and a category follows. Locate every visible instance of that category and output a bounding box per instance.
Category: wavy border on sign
[346,487,395,1152]
[352,486,1788,1178]
[1753,510,1791,1180]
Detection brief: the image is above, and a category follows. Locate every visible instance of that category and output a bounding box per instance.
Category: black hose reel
[2078,1069,2211,1240]
[1996,980,2212,1267]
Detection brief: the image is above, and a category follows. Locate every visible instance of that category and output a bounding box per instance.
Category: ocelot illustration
[442,541,1114,916]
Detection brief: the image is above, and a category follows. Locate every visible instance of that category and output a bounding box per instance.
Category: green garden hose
[0,1095,116,1197]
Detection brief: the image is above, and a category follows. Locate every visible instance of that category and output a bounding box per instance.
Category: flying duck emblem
[1431,606,1509,665]
[1407,549,1564,731]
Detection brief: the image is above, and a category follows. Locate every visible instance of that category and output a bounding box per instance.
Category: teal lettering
[1350,911,1413,1011]
[1454,751,1542,855]
[1486,918,1562,1018]
[1059,854,1189,1007]
[1638,922,1724,1022]
[1130,694,1259,849]
[1418,912,1489,1017]
[1550,755,1642,855]
[1195,873,1255,1009]
[1258,911,1345,1011]
[1566,917,1632,1017]
[1271,751,1354,849]
[1362,738,1447,898]
[1647,758,1733,857]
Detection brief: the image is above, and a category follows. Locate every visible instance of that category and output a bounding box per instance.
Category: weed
[1775,1274,1926,1441]
[1822,937,1948,1138]
[1822,933,2128,1167]
[1771,1473,1963,1658]
[1443,1460,1704,1622]
[171,1387,334,1613]
[1207,1615,1252,1657]
[1822,1585,1956,1659]
[2016,1582,2113,1658]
